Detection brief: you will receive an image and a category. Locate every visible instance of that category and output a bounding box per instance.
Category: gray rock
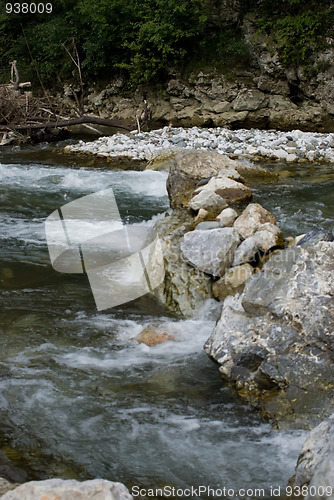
[166,150,271,209]
[1,479,133,500]
[154,210,213,316]
[0,479,17,496]
[232,89,269,112]
[195,221,223,230]
[205,241,334,427]
[297,229,334,248]
[195,176,252,204]
[181,227,241,277]
[293,413,334,499]
[189,189,228,213]
[233,223,284,266]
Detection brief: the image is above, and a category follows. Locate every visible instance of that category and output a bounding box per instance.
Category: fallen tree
[0,114,133,132]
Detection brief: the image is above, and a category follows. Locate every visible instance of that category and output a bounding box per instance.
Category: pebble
[64,126,334,163]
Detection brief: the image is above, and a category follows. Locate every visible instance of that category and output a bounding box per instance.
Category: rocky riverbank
[64,126,334,163]
[61,17,334,134]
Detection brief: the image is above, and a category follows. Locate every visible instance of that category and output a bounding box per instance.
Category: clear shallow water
[1,144,333,497]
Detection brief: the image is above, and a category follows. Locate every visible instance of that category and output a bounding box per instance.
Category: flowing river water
[0,139,333,497]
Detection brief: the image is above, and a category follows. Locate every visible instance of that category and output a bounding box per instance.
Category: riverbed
[0,138,333,497]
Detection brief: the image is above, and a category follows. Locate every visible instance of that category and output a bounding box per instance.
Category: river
[0,139,333,498]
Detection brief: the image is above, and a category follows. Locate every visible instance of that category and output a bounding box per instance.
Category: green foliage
[0,0,332,89]
[256,0,333,67]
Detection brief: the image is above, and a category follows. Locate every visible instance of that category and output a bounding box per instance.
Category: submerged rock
[135,326,175,346]
[1,479,133,500]
[204,241,334,427]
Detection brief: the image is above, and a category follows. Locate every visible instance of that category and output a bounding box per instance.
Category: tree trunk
[0,115,133,132]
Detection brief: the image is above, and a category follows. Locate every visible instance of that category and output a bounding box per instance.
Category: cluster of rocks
[64,126,334,163]
[152,148,334,496]
[153,148,334,432]
[152,150,286,316]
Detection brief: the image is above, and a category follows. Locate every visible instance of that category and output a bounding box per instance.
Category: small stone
[216,207,238,227]
[195,176,252,204]
[193,208,209,227]
[189,189,228,213]
[212,264,254,301]
[195,221,222,230]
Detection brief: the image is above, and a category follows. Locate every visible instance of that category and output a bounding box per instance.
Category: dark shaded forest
[0,0,333,90]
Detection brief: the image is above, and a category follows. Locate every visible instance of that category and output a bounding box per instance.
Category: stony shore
[64,126,334,163]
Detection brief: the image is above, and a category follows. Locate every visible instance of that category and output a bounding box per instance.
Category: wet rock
[216,207,238,227]
[195,176,252,204]
[1,479,133,500]
[297,229,334,248]
[232,223,284,266]
[233,203,277,239]
[205,241,334,427]
[292,413,334,497]
[135,326,175,346]
[189,189,228,213]
[154,210,213,317]
[146,150,177,171]
[181,227,240,277]
[212,264,254,301]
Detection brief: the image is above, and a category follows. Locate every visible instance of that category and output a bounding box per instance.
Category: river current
[0,140,333,497]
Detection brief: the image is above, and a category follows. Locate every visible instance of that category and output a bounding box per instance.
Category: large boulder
[181,227,241,277]
[292,413,334,498]
[154,209,213,316]
[166,150,267,209]
[204,241,334,428]
[1,479,133,500]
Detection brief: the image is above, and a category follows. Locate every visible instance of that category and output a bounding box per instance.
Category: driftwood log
[0,115,133,132]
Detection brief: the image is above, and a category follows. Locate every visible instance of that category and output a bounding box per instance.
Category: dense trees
[0,0,332,90]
